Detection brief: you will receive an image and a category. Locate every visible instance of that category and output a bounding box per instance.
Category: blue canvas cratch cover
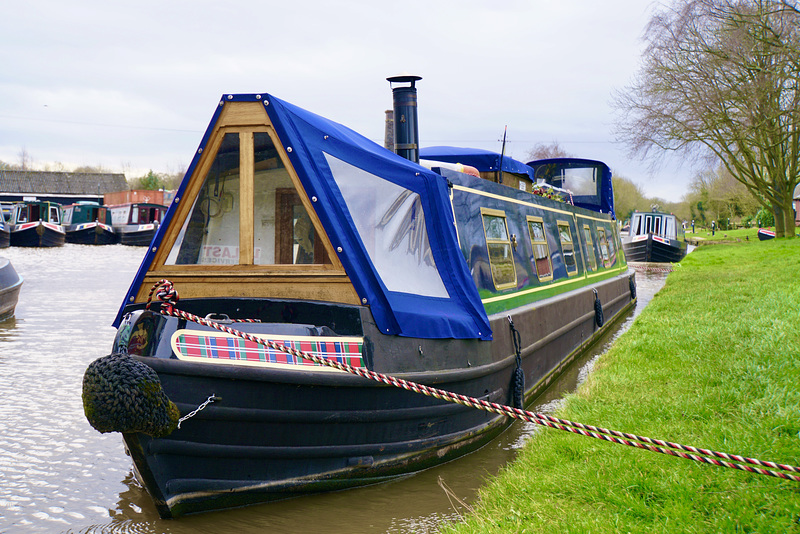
[419,146,535,178]
[116,94,491,340]
[527,158,615,219]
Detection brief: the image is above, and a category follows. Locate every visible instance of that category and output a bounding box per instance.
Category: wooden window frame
[526,215,554,282]
[557,220,579,277]
[480,207,517,290]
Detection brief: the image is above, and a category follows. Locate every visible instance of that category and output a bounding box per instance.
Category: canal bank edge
[443,238,800,534]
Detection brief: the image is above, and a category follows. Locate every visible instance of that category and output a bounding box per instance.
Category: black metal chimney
[387,73,422,163]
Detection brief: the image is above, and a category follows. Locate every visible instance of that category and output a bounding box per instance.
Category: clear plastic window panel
[324,153,448,298]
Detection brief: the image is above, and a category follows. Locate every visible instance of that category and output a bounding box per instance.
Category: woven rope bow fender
[82,353,180,438]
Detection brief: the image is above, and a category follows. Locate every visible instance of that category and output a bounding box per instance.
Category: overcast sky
[1,0,694,202]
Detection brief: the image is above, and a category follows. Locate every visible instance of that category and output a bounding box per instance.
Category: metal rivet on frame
[311,196,318,202]
[287,147,293,152]
[337,247,343,253]
[256,95,262,100]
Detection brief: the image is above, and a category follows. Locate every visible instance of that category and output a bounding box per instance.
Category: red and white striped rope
[144,280,800,482]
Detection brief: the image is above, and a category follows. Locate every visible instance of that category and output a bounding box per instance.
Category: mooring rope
[630,263,680,273]
[143,279,800,482]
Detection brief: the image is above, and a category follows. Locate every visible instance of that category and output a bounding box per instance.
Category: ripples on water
[0,246,667,533]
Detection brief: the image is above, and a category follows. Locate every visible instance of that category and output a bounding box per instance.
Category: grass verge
[441,239,800,533]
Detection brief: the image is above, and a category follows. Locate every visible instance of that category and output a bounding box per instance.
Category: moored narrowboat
[83,79,636,518]
[0,216,9,248]
[62,201,117,245]
[9,200,66,247]
[0,256,22,321]
[109,202,168,246]
[621,210,687,263]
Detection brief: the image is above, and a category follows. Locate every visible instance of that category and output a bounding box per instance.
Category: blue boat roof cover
[117,94,492,340]
[419,146,534,177]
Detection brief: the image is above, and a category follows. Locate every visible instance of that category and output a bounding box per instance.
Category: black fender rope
[144,280,800,482]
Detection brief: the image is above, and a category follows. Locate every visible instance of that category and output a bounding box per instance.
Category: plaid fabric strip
[174,332,364,367]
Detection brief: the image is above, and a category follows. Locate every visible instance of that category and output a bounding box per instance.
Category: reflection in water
[0,246,667,534]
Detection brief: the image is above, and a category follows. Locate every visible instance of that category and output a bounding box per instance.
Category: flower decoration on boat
[531,185,565,203]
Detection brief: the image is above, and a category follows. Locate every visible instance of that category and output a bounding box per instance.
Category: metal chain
[177,394,219,429]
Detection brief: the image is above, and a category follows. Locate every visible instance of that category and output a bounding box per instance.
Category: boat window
[597,227,611,266]
[644,215,653,234]
[557,221,578,275]
[653,216,662,236]
[481,208,517,290]
[16,206,27,223]
[632,214,642,235]
[583,224,596,272]
[167,132,242,265]
[526,216,553,281]
[665,216,676,239]
[324,153,449,298]
[49,205,60,223]
[167,130,331,267]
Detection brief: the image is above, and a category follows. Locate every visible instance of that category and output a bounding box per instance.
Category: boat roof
[116,93,491,340]
[419,146,534,177]
[527,158,615,219]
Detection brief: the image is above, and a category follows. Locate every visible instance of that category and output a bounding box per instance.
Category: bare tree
[525,141,574,161]
[614,0,800,237]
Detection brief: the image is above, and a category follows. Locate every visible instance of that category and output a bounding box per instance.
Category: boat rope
[143,279,800,483]
[630,263,681,273]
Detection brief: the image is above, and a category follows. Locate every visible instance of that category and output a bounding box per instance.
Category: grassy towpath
[442,239,800,533]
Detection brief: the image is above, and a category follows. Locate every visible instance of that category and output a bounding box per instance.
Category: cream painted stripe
[481,264,626,304]
[451,184,612,223]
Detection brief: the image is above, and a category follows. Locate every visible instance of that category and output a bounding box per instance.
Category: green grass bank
[442,239,800,533]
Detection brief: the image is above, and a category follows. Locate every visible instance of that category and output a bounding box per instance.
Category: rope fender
[593,288,604,328]
[82,353,180,437]
[129,280,800,482]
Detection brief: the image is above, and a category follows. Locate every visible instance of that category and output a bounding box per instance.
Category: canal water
[0,245,668,533]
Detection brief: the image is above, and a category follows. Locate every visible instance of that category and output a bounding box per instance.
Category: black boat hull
[65,223,117,245]
[116,225,157,246]
[0,229,9,249]
[757,228,775,240]
[115,272,635,517]
[10,223,65,247]
[622,234,686,263]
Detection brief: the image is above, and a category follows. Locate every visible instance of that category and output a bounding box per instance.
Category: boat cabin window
[325,153,448,298]
[49,205,60,224]
[15,206,27,223]
[653,216,662,236]
[583,224,596,272]
[597,227,611,267]
[481,208,517,290]
[526,216,553,281]
[166,130,329,267]
[557,221,578,276]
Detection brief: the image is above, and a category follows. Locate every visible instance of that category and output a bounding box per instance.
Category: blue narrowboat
[83,78,636,518]
[9,200,65,247]
[62,201,117,245]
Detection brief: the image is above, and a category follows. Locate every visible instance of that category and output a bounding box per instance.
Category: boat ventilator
[104,279,800,483]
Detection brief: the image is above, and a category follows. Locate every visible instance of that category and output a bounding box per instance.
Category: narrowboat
[0,215,9,248]
[62,201,117,245]
[9,200,66,247]
[621,210,687,263]
[109,202,168,246]
[0,256,22,321]
[757,228,776,240]
[83,78,636,518]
